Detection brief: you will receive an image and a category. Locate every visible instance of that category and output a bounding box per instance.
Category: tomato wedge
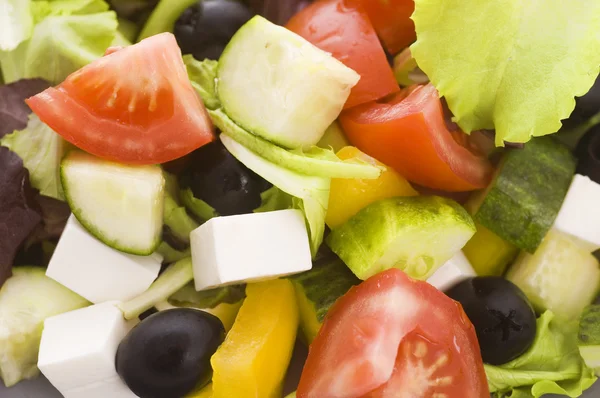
[339,84,493,192]
[26,33,214,165]
[354,0,416,54]
[297,269,489,398]
[286,0,399,109]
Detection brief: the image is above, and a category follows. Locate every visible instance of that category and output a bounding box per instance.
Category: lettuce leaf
[0,147,42,289]
[486,311,597,397]
[0,0,34,51]
[0,78,50,138]
[184,55,220,110]
[137,0,197,41]
[210,109,381,179]
[220,133,330,257]
[254,186,294,214]
[410,0,600,145]
[1,115,67,200]
[0,1,117,84]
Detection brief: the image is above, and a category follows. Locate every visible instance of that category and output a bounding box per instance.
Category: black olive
[576,125,600,184]
[446,277,536,365]
[174,0,254,61]
[116,309,225,398]
[179,140,270,216]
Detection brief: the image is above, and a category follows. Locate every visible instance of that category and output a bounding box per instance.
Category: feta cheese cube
[47,215,162,303]
[427,251,476,291]
[191,209,312,290]
[553,174,600,252]
[38,302,137,398]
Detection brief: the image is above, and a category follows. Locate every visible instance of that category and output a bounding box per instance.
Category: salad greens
[254,186,294,214]
[0,0,33,52]
[168,283,246,309]
[486,311,597,398]
[0,147,42,288]
[411,0,600,145]
[0,78,50,138]
[137,0,196,41]
[0,0,118,84]
[1,115,67,200]
[184,55,220,110]
[220,133,330,257]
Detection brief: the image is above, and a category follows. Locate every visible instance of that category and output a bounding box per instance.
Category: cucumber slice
[578,304,600,373]
[290,256,360,343]
[507,230,600,321]
[470,137,576,253]
[0,267,89,387]
[327,196,476,280]
[61,151,165,255]
[217,16,360,149]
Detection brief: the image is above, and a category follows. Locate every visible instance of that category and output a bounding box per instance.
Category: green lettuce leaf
[220,133,330,257]
[168,283,246,309]
[210,109,381,179]
[410,0,600,145]
[180,187,219,222]
[184,55,220,110]
[1,115,68,200]
[0,0,34,51]
[486,311,597,397]
[137,0,197,41]
[156,241,191,264]
[0,1,117,84]
[163,188,199,245]
[254,186,294,213]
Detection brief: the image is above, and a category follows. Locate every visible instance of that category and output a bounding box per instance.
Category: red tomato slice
[26,33,214,165]
[297,269,489,398]
[339,84,493,192]
[286,0,399,109]
[354,0,416,54]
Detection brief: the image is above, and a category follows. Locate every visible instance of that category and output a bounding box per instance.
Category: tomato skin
[26,33,214,165]
[286,0,399,109]
[354,0,416,54]
[297,269,488,398]
[339,84,493,192]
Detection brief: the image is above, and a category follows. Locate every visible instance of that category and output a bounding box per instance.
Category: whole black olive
[179,140,270,216]
[446,277,537,365]
[174,0,254,61]
[116,309,225,398]
[576,124,600,184]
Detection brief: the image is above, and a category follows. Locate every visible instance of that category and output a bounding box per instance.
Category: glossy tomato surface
[340,84,493,191]
[286,0,399,109]
[297,268,489,398]
[27,33,214,165]
[354,0,416,54]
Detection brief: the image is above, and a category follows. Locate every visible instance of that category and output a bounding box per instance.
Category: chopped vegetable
[137,0,197,40]
[463,223,518,277]
[61,151,165,255]
[316,122,349,153]
[218,15,359,148]
[326,146,417,229]
[0,147,42,288]
[0,267,89,387]
[287,0,399,109]
[1,115,67,200]
[0,0,33,51]
[327,196,475,280]
[26,33,214,165]
[340,84,493,192]
[410,0,600,145]
[297,268,488,398]
[470,137,576,253]
[579,305,600,375]
[486,311,597,398]
[168,283,246,310]
[211,279,299,398]
[507,230,600,321]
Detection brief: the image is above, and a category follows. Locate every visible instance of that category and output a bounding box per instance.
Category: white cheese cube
[38,302,137,398]
[47,215,162,303]
[553,174,600,252]
[427,251,476,291]
[191,209,312,290]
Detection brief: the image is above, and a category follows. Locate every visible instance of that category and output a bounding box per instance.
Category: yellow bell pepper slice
[326,146,418,229]
[211,279,299,398]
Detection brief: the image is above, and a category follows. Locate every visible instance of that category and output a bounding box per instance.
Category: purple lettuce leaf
[0,78,51,139]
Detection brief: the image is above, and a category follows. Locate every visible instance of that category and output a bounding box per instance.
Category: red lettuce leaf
[0,147,43,287]
[0,78,51,139]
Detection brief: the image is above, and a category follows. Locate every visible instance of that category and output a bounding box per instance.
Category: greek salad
[1,0,600,397]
